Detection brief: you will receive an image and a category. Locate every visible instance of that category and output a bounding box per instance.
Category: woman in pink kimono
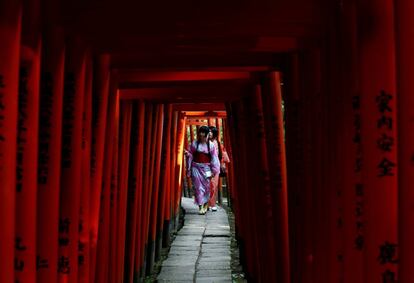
[186,126,220,215]
[208,126,221,211]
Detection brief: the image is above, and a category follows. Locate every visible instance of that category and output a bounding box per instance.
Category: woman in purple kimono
[186,126,220,214]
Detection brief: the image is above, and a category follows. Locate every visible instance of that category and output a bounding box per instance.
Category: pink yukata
[208,140,220,207]
[186,140,220,206]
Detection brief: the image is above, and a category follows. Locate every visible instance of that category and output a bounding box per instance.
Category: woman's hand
[184,149,190,157]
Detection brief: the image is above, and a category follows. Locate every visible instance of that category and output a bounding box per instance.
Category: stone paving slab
[204,227,230,231]
[158,267,195,281]
[201,249,230,254]
[172,239,202,245]
[200,245,229,250]
[156,197,232,283]
[166,255,199,262]
[174,235,203,241]
[162,259,197,267]
[204,231,230,237]
[201,245,231,249]
[202,238,231,244]
[198,256,231,262]
[197,262,231,270]
[171,242,201,247]
[174,236,203,241]
[169,246,201,252]
[179,228,204,233]
[185,224,206,227]
[201,243,230,248]
[185,219,207,222]
[196,269,232,277]
[200,252,231,258]
[205,227,230,231]
[195,277,232,283]
[177,230,205,236]
[200,251,231,257]
[158,280,193,283]
[168,249,201,256]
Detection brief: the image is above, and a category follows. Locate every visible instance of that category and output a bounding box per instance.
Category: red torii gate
[3,0,414,283]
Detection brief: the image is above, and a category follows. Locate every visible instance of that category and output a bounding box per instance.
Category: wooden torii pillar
[395,0,414,282]
[358,0,399,281]
[0,3,21,282]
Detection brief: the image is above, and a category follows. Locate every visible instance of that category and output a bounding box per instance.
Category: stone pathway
[157,198,232,283]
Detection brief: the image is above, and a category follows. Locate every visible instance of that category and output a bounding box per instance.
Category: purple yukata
[186,140,220,206]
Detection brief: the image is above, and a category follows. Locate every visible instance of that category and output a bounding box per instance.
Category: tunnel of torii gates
[4,0,414,283]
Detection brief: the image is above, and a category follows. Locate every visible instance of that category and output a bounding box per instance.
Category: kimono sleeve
[186,141,196,171]
[209,141,221,175]
[222,150,230,164]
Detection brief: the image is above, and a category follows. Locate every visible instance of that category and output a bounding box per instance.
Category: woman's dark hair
[198,125,210,136]
[209,126,219,139]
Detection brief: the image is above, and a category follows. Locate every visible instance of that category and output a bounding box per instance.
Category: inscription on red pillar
[352,95,365,251]
[376,91,396,177]
[0,75,5,164]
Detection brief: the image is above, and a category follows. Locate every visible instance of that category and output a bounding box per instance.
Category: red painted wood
[168,111,177,220]
[116,102,132,282]
[89,55,111,283]
[224,104,241,235]
[16,0,41,279]
[262,71,290,283]
[183,123,191,198]
[15,42,41,283]
[337,2,364,282]
[78,52,93,283]
[158,105,172,233]
[142,103,159,274]
[358,0,399,281]
[313,48,336,283]
[118,70,251,83]
[296,54,311,283]
[283,54,304,283]
[148,104,164,264]
[145,105,159,256]
[58,37,86,283]
[140,103,154,272]
[239,98,261,281]
[238,99,259,280]
[174,114,187,215]
[107,96,120,283]
[0,4,21,282]
[222,118,235,204]
[95,85,119,283]
[327,25,347,283]
[169,111,178,223]
[226,103,243,264]
[37,27,65,283]
[190,125,196,144]
[124,103,139,283]
[132,102,145,282]
[164,106,173,222]
[251,85,278,281]
[296,51,326,283]
[395,0,414,282]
